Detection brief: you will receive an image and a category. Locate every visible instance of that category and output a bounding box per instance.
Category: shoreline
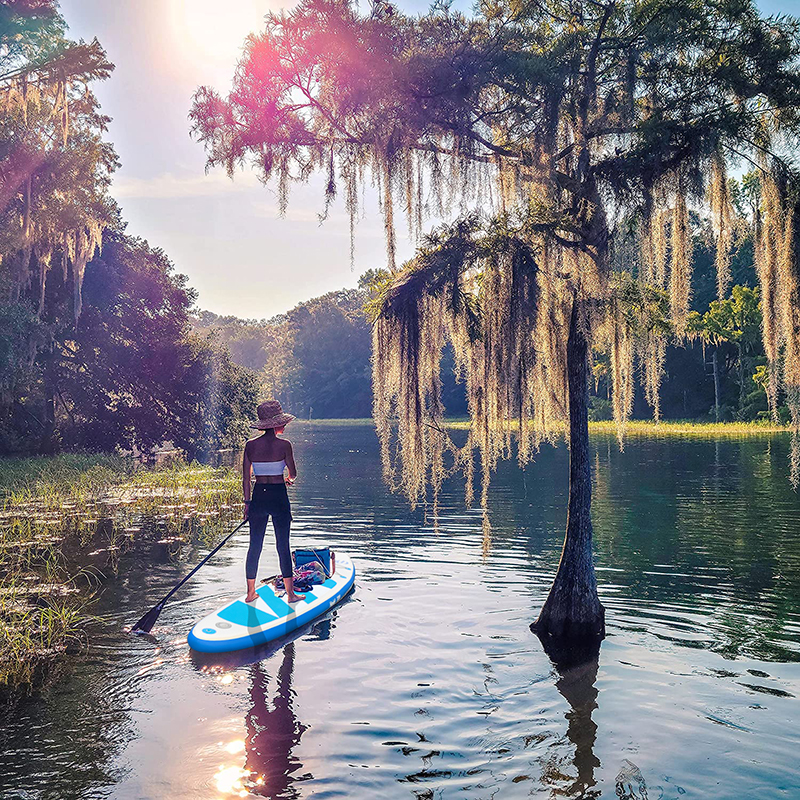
[293,418,790,437]
[0,457,241,697]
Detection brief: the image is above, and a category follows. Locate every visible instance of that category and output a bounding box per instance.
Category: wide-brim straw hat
[251,399,295,430]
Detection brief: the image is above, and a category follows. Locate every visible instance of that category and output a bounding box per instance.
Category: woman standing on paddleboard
[242,400,305,604]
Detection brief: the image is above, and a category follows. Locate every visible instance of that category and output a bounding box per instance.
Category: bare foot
[286,592,306,603]
[245,592,258,603]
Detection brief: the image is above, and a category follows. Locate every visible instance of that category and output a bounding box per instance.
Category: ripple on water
[1,427,800,799]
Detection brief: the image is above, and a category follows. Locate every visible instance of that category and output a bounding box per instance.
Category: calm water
[2,424,800,799]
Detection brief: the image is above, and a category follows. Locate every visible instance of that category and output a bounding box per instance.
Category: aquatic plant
[0,454,242,692]
[0,558,91,691]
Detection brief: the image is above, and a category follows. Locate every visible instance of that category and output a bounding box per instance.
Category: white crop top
[251,460,286,476]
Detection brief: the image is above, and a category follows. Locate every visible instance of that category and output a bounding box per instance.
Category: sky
[59,0,798,320]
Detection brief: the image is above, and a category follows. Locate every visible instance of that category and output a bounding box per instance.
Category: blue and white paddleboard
[187,553,355,653]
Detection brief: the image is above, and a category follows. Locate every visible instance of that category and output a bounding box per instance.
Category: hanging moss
[670,183,692,338]
[756,167,782,420]
[2,51,113,325]
[709,152,734,299]
[371,214,602,510]
[779,201,800,486]
[610,299,634,445]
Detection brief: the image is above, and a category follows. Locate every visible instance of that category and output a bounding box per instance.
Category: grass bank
[298,418,789,437]
[298,418,375,427]
[588,419,788,437]
[0,453,241,695]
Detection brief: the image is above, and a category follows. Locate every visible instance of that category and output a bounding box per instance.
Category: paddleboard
[187,553,355,653]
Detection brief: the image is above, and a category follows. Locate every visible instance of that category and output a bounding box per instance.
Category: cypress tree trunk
[531,299,605,646]
[712,348,721,423]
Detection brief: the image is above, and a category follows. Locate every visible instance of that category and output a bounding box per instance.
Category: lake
[1,423,799,799]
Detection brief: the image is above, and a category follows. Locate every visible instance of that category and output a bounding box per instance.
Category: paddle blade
[131,601,164,635]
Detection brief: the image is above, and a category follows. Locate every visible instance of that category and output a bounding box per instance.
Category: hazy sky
[59,0,796,320]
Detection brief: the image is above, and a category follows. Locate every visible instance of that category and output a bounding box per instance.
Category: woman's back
[246,434,289,463]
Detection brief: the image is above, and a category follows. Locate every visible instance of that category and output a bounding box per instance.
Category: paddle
[131,519,249,635]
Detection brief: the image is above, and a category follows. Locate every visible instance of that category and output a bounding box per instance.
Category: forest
[0,0,786,463]
[194,224,774,428]
[0,1,255,458]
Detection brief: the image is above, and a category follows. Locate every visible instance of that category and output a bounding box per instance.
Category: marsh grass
[0,580,89,689]
[296,418,375,427]
[0,452,135,491]
[442,418,789,437]
[588,420,789,438]
[297,418,789,437]
[0,453,242,694]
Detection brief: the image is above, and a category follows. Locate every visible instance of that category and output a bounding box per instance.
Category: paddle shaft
[155,519,249,607]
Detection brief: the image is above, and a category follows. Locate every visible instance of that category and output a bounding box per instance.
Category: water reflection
[542,647,653,800]
[535,640,603,799]
[191,619,335,799]
[552,656,601,799]
[2,426,800,799]
[244,643,309,799]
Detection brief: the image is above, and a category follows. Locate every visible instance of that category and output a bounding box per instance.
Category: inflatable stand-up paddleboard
[188,553,355,653]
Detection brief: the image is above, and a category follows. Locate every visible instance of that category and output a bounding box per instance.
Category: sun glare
[168,0,270,80]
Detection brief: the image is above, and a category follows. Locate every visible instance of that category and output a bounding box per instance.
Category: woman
[242,400,304,603]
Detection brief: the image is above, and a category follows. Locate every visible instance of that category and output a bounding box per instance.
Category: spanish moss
[709,153,734,299]
[670,187,692,338]
[756,168,782,419]
[779,200,800,486]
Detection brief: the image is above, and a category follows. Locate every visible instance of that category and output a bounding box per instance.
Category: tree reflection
[538,638,601,798]
[244,642,310,798]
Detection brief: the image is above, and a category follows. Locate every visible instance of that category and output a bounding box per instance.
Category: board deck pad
[187,553,355,653]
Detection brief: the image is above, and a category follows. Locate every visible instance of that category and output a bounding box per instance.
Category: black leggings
[247,483,293,579]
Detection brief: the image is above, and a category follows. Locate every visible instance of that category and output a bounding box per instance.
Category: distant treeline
[193,233,774,426]
[193,286,373,419]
